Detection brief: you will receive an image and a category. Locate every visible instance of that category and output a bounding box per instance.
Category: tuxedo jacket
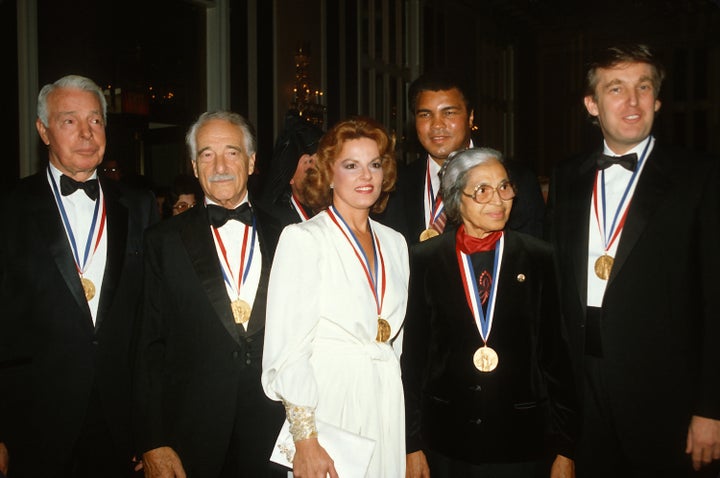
[401,228,577,464]
[545,143,720,463]
[0,172,157,475]
[378,156,546,244]
[133,200,284,477]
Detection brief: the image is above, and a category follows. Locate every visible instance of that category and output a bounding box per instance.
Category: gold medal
[81,277,95,301]
[419,228,439,242]
[594,254,614,280]
[231,299,252,324]
[473,346,498,372]
[376,317,391,342]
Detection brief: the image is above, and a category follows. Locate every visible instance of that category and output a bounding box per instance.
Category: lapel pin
[516,273,526,282]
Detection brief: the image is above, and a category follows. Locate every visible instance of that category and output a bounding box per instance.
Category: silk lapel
[30,174,93,326]
[406,159,429,240]
[243,215,273,336]
[180,206,240,343]
[95,181,128,331]
[565,155,597,310]
[608,146,673,284]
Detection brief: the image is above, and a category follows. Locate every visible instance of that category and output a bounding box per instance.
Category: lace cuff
[284,402,318,442]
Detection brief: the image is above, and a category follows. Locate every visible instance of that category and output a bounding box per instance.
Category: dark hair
[585,44,666,98]
[408,71,473,114]
[170,174,203,205]
[303,116,397,214]
[264,114,324,204]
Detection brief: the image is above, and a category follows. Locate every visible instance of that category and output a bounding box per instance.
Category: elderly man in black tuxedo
[133,111,285,477]
[0,75,158,477]
[545,44,720,477]
[378,71,546,244]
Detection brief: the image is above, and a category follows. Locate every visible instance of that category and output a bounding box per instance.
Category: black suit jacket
[133,200,284,477]
[0,172,157,475]
[378,156,546,244]
[545,143,720,464]
[401,228,577,464]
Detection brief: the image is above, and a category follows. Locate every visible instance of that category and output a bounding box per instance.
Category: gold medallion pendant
[376,317,391,342]
[419,228,439,242]
[231,299,252,324]
[594,254,614,280]
[81,277,95,301]
[473,346,499,372]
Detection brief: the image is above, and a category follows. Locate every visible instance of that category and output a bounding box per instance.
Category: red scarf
[455,224,502,254]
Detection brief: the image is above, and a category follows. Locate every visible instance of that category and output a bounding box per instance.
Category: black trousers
[577,355,720,478]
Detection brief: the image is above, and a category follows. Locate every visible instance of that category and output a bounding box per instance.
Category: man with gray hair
[0,74,157,476]
[133,111,285,477]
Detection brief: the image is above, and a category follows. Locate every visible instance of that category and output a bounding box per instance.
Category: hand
[142,447,186,478]
[406,450,430,478]
[0,442,8,476]
[549,454,575,478]
[132,455,144,472]
[292,437,338,478]
[685,415,720,471]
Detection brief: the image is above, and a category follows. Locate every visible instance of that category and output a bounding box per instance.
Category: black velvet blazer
[401,227,577,464]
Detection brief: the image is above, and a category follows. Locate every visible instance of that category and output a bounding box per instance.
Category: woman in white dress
[262,116,409,478]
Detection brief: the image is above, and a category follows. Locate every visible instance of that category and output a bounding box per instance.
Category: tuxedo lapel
[404,159,429,241]
[180,206,240,343]
[29,175,93,325]
[243,216,274,336]
[565,155,597,310]
[95,182,128,331]
[609,146,674,284]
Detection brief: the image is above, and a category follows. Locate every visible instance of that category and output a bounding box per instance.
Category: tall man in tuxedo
[0,75,158,477]
[379,72,545,244]
[134,111,285,477]
[545,44,720,477]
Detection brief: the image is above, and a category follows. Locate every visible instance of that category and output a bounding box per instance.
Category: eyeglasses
[462,180,516,204]
[173,202,196,212]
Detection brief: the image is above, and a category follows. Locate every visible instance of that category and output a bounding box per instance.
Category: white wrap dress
[262,210,409,477]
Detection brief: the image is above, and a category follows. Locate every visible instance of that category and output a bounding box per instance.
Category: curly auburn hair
[301,116,397,214]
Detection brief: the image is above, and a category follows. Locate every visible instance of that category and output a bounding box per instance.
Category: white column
[206,0,231,111]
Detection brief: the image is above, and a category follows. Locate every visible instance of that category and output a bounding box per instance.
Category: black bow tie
[60,175,99,200]
[596,153,638,172]
[207,203,253,228]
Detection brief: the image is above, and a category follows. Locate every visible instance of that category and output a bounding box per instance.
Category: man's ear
[36,118,50,145]
[248,153,256,175]
[583,96,599,117]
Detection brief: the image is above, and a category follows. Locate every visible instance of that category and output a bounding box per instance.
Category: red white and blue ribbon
[425,161,444,228]
[327,205,386,318]
[456,233,504,344]
[290,193,311,222]
[212,214,257,298]
[48,168,106,278]
[593,136,652,254]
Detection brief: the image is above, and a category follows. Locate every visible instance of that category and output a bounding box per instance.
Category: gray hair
[37,75,107,127]
[185,111,257,162]
[440,147,505,224]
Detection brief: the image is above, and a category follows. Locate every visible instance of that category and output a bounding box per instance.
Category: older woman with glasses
[402,148,578,478]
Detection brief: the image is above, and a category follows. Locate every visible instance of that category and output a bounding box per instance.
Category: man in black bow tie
[546,44,720,477]
[0,75,158,477]
[134,111,285,477]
